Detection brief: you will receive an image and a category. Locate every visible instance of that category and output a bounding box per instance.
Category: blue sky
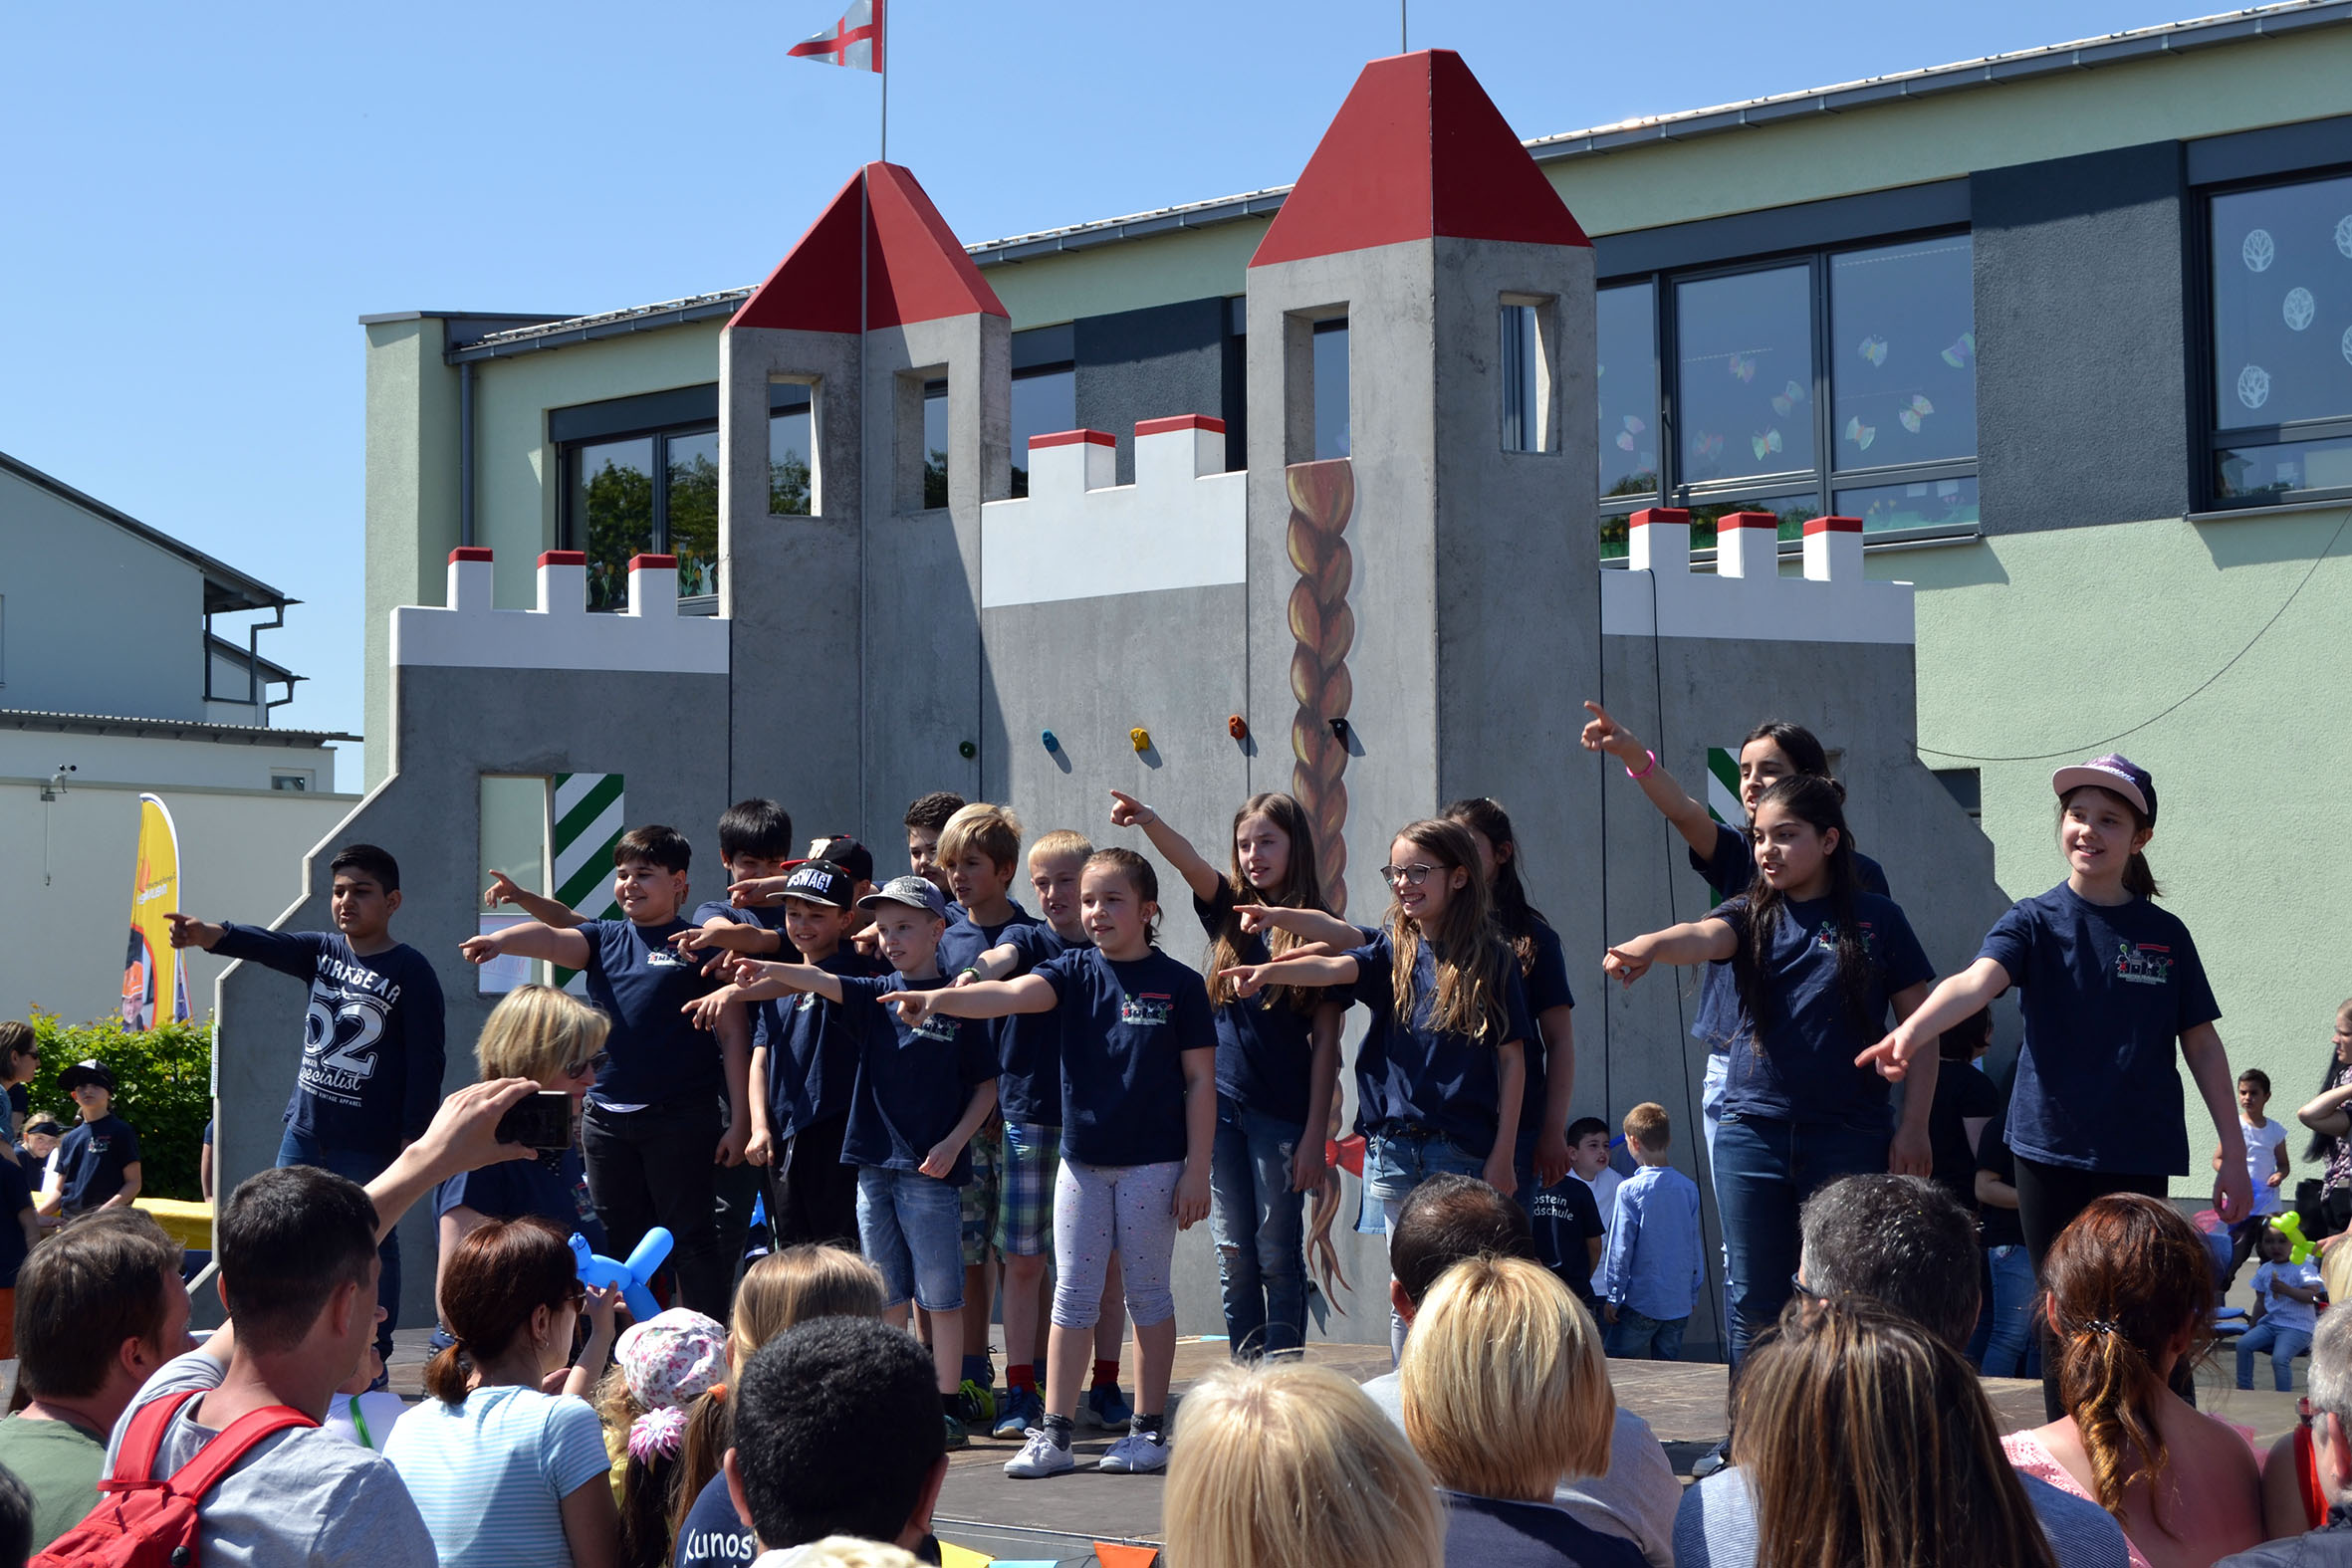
[3,0,2207,789]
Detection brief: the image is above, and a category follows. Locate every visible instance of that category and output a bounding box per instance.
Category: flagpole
[878,0,888,162]
[856,163,871,829]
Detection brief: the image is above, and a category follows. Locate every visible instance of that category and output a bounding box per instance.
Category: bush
[26,1013,212,1202]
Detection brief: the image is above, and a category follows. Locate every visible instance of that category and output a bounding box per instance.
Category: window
[2208,171,2352,507]
[1501,302,1552,453]
[1009,365,1075,498]
[770,385,812,516]
[270,772,312,792]
[1934,767,1983,823]
[1595,234,1978,559]
[922,380,950,510]
[477,775,551,995]
[1313,319,1349,460]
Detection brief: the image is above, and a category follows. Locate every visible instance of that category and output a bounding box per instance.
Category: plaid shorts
[994,1120,1062,1257]
[960,1123,1004,1265]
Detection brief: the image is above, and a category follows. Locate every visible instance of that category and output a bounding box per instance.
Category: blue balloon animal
[572,1228,673,1322]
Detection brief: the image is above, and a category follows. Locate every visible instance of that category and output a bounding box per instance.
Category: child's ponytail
[2123,851,2161,901]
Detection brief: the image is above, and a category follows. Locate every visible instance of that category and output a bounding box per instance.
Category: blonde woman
[435,985,614,1317]
[1167,1361,1441,1568]
[673,1245,888,1568]
[1397,1254,1635,1568]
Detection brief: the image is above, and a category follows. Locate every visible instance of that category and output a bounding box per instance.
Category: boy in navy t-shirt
[168,842,444,1362]
[727,874,999,1449]
[463,824,751,1318]
[39,1060,141,1221]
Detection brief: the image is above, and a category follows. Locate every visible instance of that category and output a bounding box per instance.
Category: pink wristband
[1625,750,1658,782]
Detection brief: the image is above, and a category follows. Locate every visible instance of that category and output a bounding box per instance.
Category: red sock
[1007,1364,1036,1393]
[1092,1359,1119,1389]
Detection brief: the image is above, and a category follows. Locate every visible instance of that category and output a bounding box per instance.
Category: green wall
[1877,507,2352,1189]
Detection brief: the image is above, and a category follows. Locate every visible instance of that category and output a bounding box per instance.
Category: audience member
[1594,1103,1701,1361]
[600,1309,726,1568]
[0,1212,186,1550]
[2223,1303,2352,1566]
[675,1246,888,1568]
[1167,1360,1440,1568]
[0,1021,38,1139]
[2003,1193,2264,1568]
[0,1462,29,1568]
[322,1345,406,1451]
[722,1318,948,1559]
[1400,1253,1641,1568]
[1361,1174,1678,1568]
[84,1078,537,1568]
[35,1062,139,1222]
[1679,1295,2062,1568]
[752,1540,921,1568]
[2239,1223,2323,1393]
[383,1217,619,1568]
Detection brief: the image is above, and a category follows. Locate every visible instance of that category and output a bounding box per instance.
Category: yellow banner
[120,793,189,1030]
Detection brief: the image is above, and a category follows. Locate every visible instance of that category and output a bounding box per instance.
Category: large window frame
[1597,225,1980,560]
[2197,161,2352,512]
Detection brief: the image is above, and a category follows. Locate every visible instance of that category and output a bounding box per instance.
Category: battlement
[980,415,1245,608]
[1599,510,1915,645]
[391,548,732,673]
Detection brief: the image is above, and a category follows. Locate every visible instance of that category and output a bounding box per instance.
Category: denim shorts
[995,1120,1060,1257]
[1364,1124,1489,1206]
[857,1166,966,1311]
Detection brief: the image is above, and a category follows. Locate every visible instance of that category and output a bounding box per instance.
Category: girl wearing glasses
[1219,818,1530,1356]
[434,985,614,1321]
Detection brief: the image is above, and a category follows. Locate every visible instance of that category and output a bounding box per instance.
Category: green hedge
[27,1013,212,1202]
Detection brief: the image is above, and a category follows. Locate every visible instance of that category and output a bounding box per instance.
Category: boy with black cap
[724,875,998,1449]
[38,1062,140,1221]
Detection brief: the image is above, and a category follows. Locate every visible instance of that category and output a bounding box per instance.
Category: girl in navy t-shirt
[1605,776,1935,1365]
[1107,788,1346,1359]
[891,848,1216,1481]
[1862,755,2249,1294]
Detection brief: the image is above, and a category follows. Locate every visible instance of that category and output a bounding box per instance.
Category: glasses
[562,1051,608,1080]
[1381,863,1438,887]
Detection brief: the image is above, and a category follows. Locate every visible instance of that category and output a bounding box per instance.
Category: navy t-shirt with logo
[690,899,801,1053]
[674,1473,755,1568]
[1691,822,1890,1052]
[212,926,448,1156]
[1514,920,1576,1137]
[1032,947,1214,1167]
[766,949,888,1139]
[56,1113,140,1217]
[995,924,1082,1128]
[1344,930,1535,1151]
[433,1146,606,1255]
[837,975,997,1184]
[1979,884,2222,1175]
[1529,1168,1606,1306]
[937,905,1043,1112]
[580,918,723,1109]
[1193,883,1346,1131]
[1712,891,1935,1129]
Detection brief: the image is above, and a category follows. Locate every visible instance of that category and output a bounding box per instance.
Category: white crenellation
[980,416,1245,607]
[391,550,731,673]
[1603,510,1914,645]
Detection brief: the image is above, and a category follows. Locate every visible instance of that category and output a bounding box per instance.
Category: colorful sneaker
[991,1386,1042,1442]
[942,1412,970,1452]
[1082,1382,1134,1429]
[954,1379,996,1428]
[1096,1429,1170,1474]
[1004,1428,1076,1479]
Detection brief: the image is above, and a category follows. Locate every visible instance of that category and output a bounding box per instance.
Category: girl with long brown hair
[1108,788,1346,1357]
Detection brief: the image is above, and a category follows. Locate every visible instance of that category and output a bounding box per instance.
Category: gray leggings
[1052,1158,1182,1329]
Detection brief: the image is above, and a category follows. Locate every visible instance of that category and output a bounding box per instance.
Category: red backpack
[32,1389,317,1568]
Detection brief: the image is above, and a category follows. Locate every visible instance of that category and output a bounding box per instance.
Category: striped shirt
[382,1386,608,1568]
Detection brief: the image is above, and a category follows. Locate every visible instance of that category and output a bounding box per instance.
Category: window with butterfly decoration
[2208,170,2352,509]
[1597,233,1979,560]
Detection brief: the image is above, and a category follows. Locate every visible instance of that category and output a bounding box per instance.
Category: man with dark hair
[1363,1175,1680,1568]
[723,1317,948,1555]
[98,1078,538,1568]
[0,1211,187,1550]
[165,841,446,1368]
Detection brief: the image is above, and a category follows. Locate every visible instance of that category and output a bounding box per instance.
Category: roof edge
[0,451,292,612]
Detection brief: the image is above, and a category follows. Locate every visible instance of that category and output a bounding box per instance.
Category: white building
[1,452,359,1025]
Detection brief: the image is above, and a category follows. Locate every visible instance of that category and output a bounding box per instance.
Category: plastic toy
[572,1228,673,1321]
[2271,1211,2316,1264]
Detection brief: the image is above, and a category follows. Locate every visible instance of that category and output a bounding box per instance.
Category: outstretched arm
[883,974,1058,1023]
[1219,952,1360,999]
[460,920,592,972]
[1854,957,2009,1078]
[1602,919,1736,989]
[364,1079,540,1242]
[1579,701,1717,855]
[953,941,1025,986]
[1234,905,1360,950]
[719,960,846,1006]
[1108,791,1224,904]
[485,871,585,929]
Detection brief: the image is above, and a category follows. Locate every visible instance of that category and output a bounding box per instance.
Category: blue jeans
[1713,1112,1889,1366]
[1606,1307,1687,1361]
[2237,1320,2312,1391]
[1975,1242,2038,1377]
[856,1166,965,1312]
[1370,1125,1492,1358]
[1209,1098,1308,1357]
[275,1130,397,1363]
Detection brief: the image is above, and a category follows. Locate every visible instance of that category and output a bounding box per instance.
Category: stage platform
[382,1329,2301,1566]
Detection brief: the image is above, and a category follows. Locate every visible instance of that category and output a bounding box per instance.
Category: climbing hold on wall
[958,740,977,760]
[1228,715,1249,741]
[1041,730,1059,752]
[1130,728,1151,753]
[1328,717,1350,741]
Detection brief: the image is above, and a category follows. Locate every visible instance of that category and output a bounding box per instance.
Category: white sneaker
[1095,1430,1170,1474]
[1004,1429,1076,1479]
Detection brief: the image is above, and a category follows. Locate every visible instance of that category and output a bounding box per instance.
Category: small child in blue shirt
[1596,1103,1704,1363]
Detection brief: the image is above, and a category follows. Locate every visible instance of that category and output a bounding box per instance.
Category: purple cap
[2051,753,2157,824]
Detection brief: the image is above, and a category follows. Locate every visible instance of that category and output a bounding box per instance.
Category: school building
[358,3,2352,1196]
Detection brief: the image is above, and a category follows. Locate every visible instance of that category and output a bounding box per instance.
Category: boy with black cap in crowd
[38,1062,140,1222]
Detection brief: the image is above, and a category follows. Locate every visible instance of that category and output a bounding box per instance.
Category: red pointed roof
[730,162,1008,334]
[1251,50,1589,268]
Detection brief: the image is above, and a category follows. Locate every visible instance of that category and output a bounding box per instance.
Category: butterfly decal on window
[1693,431,1724,462]
[1858,336,1889,368]
[1614,413,1646,453]
[1897,395,1935,435]
[1769,380,1807,417]
[1843,415,1876,452]
[1728,352,1757,383]
[1752,428,1784,461]
[1941,332,1976,370]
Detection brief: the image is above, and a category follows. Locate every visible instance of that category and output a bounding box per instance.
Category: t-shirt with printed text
[836,975,997,1183]
[578,917,724,1109]
[1032,946,1215,1167]
[1344,930,1535,1152]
